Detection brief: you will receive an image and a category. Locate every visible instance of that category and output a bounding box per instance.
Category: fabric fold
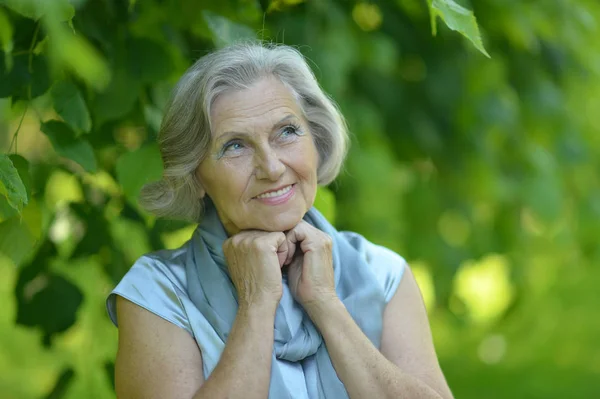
[185,198,387,398]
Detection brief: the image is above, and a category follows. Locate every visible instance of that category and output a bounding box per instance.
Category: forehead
[210,77,303,135]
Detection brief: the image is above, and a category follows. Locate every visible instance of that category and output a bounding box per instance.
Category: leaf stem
[9,103,28,154]
[29,22,40,72]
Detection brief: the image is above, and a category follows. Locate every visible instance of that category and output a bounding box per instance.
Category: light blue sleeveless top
[106,231,406,398]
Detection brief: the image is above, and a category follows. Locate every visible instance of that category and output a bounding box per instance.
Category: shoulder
[106,243,194,334]
[138,245,191,291]
[339,231,407,302]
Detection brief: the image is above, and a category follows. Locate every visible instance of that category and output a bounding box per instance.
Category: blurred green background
[1,0,599,398]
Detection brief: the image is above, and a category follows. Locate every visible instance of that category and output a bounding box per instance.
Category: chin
[258,208,306,232]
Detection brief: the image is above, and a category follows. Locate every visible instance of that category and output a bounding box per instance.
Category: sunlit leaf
[0,155,32,221]
[0,7,13,70]
[267,0,305,13]
[0,154,28,213]
[48,31,111,90]
[40,120,98,173]
[352,3,382,32]
[0,0,74,21]
[452,254,515,325]
[427,0,490,57]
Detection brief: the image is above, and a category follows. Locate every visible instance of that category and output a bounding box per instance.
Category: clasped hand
[222,221,336,311]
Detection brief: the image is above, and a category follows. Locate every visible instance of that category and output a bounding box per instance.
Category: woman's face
[196,76,319,235]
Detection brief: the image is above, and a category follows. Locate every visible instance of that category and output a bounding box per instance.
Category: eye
[221,139,244,154]
[280,123,302,138]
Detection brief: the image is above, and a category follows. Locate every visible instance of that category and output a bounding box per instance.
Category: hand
[223,231,292,310]
[285,221,337,308]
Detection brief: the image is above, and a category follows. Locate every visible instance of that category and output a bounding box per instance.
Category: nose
[255,145,285,181]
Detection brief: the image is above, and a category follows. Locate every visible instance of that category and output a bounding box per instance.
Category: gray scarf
[185,199,386,398]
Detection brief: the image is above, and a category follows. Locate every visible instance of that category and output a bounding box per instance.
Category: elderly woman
[106,43,453,399]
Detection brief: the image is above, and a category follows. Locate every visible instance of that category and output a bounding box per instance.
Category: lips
[254,184,294,199]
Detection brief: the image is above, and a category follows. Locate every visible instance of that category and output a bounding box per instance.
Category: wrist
[238,296,280,316]
[303,293,343,323]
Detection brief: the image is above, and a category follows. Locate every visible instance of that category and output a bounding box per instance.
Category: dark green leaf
[0,53,51,99]
[43,368,75,399]
[91,69,141,127]
[40,120,98,173]
[115,144,163,202]
[0,153,28,213]
[70,202,112,259]
[127,37,174,84]
[16,272,83,343]
[51,80,92,134]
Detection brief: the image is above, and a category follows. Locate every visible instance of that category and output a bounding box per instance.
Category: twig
[9,103,28,154]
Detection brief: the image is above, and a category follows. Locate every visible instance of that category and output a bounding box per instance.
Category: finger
[283,233,297,266]
[273,232,288,268]
[285,221,317,253]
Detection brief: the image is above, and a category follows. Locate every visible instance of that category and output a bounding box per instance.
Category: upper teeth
[257,185,292,199]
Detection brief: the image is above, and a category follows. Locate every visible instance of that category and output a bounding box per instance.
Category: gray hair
[139,42,349,222]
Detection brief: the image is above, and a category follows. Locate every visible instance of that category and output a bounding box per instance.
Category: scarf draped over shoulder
[185,199,388,398]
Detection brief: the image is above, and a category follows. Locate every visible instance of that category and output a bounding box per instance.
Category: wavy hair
[139,42,349,222]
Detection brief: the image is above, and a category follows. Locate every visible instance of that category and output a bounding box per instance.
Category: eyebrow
[214,114,299,146]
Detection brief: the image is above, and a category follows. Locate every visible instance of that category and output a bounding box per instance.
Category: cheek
[200,160,249,199]
[291,143,319,183]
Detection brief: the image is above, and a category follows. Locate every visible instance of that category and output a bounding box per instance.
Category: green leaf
[16,271,83,340]
[0,0,74,21]
[267,0,306,13]
[40,120,98,173]
[47,30,110,90]
[428,0,490,57]
[127,37,174,84]
[0,154,28,213]
[0,7,13,70]
[0,155,31,220]
[0,0,43,20]
[0,216,34,265]
[91,68,141,127]
[0,53,51,99]
[202,10,256,48]
[51,80,92,134]
[116,144,163,202]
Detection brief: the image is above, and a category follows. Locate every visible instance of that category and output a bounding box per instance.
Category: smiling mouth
[255,184,294,199]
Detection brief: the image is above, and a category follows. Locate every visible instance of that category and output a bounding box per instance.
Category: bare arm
[115,296,277,399]
[192,302,276,399]
[304,265,453,399]
[115,231,289,399]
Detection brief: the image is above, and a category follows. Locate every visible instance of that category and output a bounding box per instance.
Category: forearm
[193,303,276,399]
[306,299,445,399]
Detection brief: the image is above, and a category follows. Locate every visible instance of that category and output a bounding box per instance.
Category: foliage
[1,0,599,398]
